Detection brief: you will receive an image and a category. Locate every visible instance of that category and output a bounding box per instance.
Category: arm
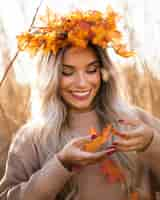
[0,125,74,200]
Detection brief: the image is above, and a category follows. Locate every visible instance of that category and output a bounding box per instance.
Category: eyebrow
[62,60,100,68]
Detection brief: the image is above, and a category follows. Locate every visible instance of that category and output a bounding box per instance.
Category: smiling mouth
[71,90,91,99]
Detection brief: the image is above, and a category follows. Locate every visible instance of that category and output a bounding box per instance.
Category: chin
[70,102,93,111]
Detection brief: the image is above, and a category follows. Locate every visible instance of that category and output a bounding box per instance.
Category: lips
[71,90,91,100]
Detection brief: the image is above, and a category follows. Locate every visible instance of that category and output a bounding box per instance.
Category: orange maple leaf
[113,44,136,58]
[130,191,139,200]
[100,159,125,184]
[84,125,112,152]
[89,127,98,136]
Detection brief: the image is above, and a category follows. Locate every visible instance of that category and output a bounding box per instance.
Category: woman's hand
[113,119,154,152]
[57,135,116,170]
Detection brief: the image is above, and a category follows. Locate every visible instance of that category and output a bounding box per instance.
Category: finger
[116,126,144,139]
[76,150,106,161]
[89,148,117,164]
[113,137,142,148]
[77,150,97,159]
[78,148,117,166]
[115,142,144,152]
[78,146,117,160]
[118,118,142,126]
[106,147,117,156]
[80,154,106,166]
[111,128,128,138]
[90,148,116,160]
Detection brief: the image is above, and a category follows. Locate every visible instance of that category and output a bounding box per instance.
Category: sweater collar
[68,109,99,130]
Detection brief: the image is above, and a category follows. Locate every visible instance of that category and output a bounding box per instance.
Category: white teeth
[72,91,90,96]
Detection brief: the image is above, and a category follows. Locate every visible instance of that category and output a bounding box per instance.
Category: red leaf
[100,159,125,184]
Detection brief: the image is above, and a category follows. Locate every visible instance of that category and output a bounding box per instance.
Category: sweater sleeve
[135,107,160,184]
[0,125,74,200]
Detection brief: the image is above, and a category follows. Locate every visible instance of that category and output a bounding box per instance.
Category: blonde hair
[28,45,138,199]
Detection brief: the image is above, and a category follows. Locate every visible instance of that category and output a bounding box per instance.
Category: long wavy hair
[28,45,138,199]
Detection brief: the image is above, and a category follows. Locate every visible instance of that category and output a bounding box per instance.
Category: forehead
[62,47,99,66]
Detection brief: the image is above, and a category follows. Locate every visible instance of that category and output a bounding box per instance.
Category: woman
[0,7,160,200]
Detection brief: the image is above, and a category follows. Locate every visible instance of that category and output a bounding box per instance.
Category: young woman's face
[59,46,101,112]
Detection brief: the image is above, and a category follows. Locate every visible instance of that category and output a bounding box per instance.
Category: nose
[76,72,88,88]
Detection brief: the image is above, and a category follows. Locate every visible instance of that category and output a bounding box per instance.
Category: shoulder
[133,106,160,129]
[2,122,42,182]
[9,121,40,157]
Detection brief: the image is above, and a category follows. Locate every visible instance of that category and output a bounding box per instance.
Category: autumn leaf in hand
[130,191,139,200]
[100,159,125,184]
[89,127,98,139]
[84,125,112,152]
[102,125,112,140]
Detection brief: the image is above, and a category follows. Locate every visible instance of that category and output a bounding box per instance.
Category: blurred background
[0,0,160,179]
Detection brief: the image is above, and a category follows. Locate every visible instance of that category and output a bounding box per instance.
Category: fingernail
[113,142,118,145]
[106,147,116,151]
[106,149,117,156]
[117,132,126,138]
[91,134,98,140]
[106,145,117,149]
[118,119,125,123]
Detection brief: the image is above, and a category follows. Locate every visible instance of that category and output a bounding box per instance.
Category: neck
[68,108,100,131]
[69,107,94,114]
[68,103,96,114]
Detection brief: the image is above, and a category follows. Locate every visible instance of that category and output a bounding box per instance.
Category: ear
[101,68,109,82]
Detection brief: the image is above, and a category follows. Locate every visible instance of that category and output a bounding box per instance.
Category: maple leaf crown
[16,6,135,58]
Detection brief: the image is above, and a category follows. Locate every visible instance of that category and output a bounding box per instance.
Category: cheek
[59,76,74,99]
[59,73,75,89]
[89,72,101,90]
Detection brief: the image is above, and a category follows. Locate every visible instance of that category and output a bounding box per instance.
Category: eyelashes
[62,71,73,76]
[62,66,99,76]
[87,69,97,73]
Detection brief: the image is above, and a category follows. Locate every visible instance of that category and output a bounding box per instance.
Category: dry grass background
[0,73,30,178]
[0,31,30,178]
[122,62,160,118]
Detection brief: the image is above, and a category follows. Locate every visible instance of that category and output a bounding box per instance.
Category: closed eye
[62,66,74,76]
[87,65,99,74]
[62,71,74,76]
[87,69,97,73]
